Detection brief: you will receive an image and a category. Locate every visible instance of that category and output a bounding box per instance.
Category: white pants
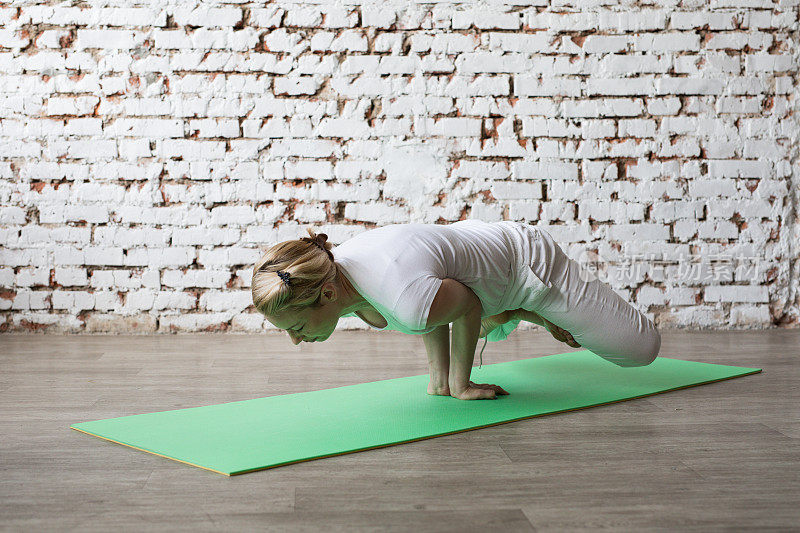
[526,226,661,367]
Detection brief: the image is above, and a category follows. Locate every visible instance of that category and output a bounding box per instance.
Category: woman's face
[264,282,343,345]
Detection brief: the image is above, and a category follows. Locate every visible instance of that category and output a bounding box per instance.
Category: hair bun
[301,231,334,261]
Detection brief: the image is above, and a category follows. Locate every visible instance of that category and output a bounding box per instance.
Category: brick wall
[0,1,798,333]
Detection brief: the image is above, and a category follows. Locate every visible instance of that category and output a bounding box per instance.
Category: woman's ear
[321,282,337,302]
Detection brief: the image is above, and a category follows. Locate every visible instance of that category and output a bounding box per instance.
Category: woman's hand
[450,381,509,400]
[542,317,581,348]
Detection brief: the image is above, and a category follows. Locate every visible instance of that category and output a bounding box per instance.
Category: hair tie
[276,270,291,286]
[302,235,334,261]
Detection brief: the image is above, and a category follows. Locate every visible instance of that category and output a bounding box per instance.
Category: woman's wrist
[422,324,450,385]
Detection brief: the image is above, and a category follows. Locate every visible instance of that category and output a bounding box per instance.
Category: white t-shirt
[334,219,552,338]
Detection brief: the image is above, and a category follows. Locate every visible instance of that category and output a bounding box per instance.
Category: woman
[251,219,661,401]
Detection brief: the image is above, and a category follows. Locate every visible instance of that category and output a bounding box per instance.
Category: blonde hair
[251,227,339,318]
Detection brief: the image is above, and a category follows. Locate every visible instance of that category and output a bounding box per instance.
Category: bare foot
[511,309,580,348]
[541,317,581,348]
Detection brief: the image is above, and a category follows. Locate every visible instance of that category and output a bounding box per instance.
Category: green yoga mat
[71,350,761,476]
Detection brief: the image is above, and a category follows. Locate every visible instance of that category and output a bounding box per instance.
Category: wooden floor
[1,329,798,532]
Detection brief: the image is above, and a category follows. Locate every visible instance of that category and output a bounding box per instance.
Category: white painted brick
[286,160,333,180]
[197,247,260,267]
[14,267,49,287]
[311,30,367,52]
[707,199,774,219]
[490,181,543,200]
[10,290,50,311]
[158,313,230,332]
[688,179,739,197]
[730,304,771,327]
[607,224,671,242]
[188,118,240,138]
[231,313,265,332]
[162,269,230,289]
[637,285,666,307]
[89,269,159,290]
[64,118,102,136]
[122,289,189,312]
[294,204,327,222]
[508,201,542,221]
[705,285,768,303]
[512,161,579,181]
[93,291,121,312]
[452,160,510,181]
[651,200,704,222]
[515,75,582,97]
[315,118,371,138]
[414,117,481,137]
[94,227,171,247]
[361,7,397,28]
[56,140,118,160]
[0,206,25,224]
[76,30,141,50]
[123,248,195,268]
[269,139,339,158]
[250,7,284,28]
[487,33,550,53]
[579,201,645,222]
[618,119,657,137]
[158,139,226,160]
[599,10,668,31]
[671,11,738,30]
[344,203,408,224]
[45,96,100,116]
[746,53,794,72]
[708,160,771,179]
[0,267,14,286]
[109,118,183,137]
[634,33,700,52]
[210,206,256,226]
[452,10,521,30]
[71,183,126,203]
[456,52,530,74]
[54,267,87,286]
[0,292,12,311]
[39,205,109,224]
[200,290,252,312]
[674,219,698,241]
[172,227,239,246]
[284,7,323,27]
[697,220,739,240]
[172,7,242,27]
[52,290,94,311]
[273,76,321,96]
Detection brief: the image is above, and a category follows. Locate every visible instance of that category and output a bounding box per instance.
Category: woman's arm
[427,278,500,399]
[449,303,482,396]
[422,324,450,395]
